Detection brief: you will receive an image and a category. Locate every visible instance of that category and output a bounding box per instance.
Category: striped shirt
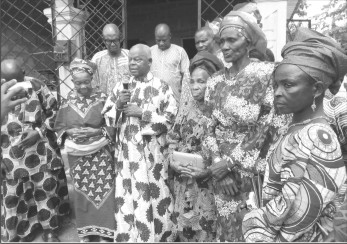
[91,49,130,95]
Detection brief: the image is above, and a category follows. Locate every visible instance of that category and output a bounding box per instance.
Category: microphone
[122,81,129,122]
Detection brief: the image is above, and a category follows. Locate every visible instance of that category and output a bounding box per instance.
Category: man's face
[103,33,121,56]
[155,32,171,51]
[128,50,151,78]
[195,31,214,53]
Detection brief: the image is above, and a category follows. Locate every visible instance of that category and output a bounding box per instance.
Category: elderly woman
[54,58,115,242]
[167,51,223,242]
[242,28,347,242]
[201,11,279,242]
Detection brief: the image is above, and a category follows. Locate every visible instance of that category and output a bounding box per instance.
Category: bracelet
[226,160,234,172]
[35,127,44,139]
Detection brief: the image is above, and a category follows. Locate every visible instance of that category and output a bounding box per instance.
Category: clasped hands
[117,89,142,118]
[66,127,101,139]
[170,160,210,179]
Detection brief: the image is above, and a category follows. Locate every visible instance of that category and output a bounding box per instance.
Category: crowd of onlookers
[1,2,347,243]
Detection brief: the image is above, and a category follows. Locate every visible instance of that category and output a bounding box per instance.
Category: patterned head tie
[189,50,224,76]
[279,27,347,88]
[219,11,267,55]
[69,58,97,77]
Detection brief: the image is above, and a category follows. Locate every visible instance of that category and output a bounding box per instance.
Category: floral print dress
[203,61,281,242]
[166,100,217,242]
[104,72,178,242]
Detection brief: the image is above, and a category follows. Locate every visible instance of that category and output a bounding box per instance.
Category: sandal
[42,230,60,242]
[80,236,91,242]
[100,237,112,242]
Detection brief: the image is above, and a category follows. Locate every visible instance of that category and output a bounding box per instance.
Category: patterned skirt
[68,147,115,239]
[1,168,70,242]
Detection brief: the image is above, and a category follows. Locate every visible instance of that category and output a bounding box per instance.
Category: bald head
[130,44,151,59]
[103,23,120,36]
[102,24,121,56]
[155,23,171,51]
[1,59,24,82]
[129,44,152,78]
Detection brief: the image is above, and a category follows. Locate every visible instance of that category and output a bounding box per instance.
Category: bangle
[226,160,234,172]
[35,127,44,138]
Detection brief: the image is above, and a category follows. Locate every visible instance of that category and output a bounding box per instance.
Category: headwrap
[205,17,223,36]
[189,51,224,75]
[233,2,262,24]
[69,58,97,77]
[219,11,267,54]
[280,27,347,87]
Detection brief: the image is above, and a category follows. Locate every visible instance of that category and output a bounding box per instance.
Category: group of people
[1,3,347,243]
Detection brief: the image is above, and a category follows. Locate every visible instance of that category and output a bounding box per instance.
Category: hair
[1,59,25,82]
[195,26,214,39]
[130,44,152,59]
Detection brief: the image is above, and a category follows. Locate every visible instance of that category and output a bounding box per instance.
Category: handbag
[172,151,205,169]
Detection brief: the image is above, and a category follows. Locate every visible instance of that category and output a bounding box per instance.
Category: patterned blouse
[243,123,347,242]
[166,100,217,240]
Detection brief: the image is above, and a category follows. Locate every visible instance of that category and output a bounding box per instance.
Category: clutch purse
[172,151,205,169]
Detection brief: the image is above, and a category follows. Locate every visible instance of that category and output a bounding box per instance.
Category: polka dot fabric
[1,168,70,241]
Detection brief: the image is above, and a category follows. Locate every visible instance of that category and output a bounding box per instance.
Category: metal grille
[1,0,58,89]
[198,0,251,28]
[1,0,126,101]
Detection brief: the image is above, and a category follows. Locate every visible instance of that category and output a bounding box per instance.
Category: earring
[311,96,317,111]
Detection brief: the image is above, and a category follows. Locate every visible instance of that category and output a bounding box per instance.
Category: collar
[133,71,154,83]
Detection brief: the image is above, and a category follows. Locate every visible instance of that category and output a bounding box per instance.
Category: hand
[1,79,28,121]
[116,89,131,109]
[217,174,239,196]
[185,165,211,179]
[66,127,101,139]
[18,129,40,150]
[235,202,250,222]
[122,104,142,118]
[170,161,192,177]
[209,159,229,180]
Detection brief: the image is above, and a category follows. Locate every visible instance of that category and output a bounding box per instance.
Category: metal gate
[198,0,251,28]
[1,0,126,101]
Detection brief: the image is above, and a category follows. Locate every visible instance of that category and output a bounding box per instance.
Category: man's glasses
[103,39,120,45]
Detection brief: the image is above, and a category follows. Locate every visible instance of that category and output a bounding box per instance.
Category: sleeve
[179,48,190,89]
[53,99,68,147]
[242,159,307,242]
[140,82,178,136]
[201,75,222,163]
[35,84,59,138]
[91,56,101,90]
[99,93,116,142]
[102,82,123,128]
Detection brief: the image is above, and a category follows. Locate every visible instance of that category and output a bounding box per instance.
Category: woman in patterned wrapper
[166,51,223,242]
[242,27,347,242]
[54,58,116,242]
[1,59,70,242]
[201,11,283,242]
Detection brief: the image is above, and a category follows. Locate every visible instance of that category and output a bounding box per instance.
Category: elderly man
[150,23,190,103]
[1,59,69,242]
[103,44,177,242]
[91,23,130,95]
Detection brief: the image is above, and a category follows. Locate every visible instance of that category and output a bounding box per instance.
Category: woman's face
[72,72,92,96]
[273,64,316,115]
[220,27,249,63]
[189,67,210,102]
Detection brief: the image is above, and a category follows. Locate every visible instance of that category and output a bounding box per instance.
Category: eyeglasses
[103,39,120,45]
